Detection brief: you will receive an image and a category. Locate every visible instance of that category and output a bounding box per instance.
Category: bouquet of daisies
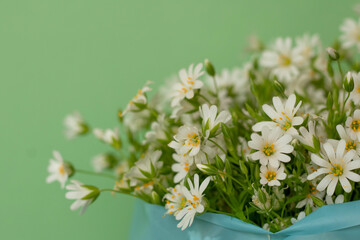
[47,12,360,233]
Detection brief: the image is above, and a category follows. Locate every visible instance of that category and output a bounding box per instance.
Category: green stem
[209,139,227,154]
[154,179,168,194]
[212,76,219,94]
[342,92,350,114]
[76,169,115,180]
[337,61,344,80]
[198,94,212,104]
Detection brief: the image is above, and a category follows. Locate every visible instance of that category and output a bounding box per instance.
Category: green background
[0,0,358,239]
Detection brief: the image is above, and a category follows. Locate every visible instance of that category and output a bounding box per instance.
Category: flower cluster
[47,8,360,233]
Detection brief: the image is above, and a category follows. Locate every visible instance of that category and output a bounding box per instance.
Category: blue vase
[130,199,360,240]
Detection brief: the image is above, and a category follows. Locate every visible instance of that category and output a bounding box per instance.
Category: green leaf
[311,195,325,207]
[138,168,152,179]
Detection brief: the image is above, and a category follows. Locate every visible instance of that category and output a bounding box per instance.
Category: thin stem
[212,76,219,94]
[342,92,351,114]
[337,60,344,80]
[100,188,135,197]
[198,94,212,104]
[76,169,115,180]
[154,179,168,194]
[209,139,227,154]
[101,188,121,193]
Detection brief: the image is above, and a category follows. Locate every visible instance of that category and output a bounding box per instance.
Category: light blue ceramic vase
[130,199,360,240]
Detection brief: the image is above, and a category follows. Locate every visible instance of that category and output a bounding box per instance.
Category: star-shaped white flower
[253,94,303,136]
[175,174,210,230]
[259,37,303,82]
[340,18,360,51]
[46,151,71,188]
[260,164,287,186]
[248,127,294,168]
[171,63,204,107]
[307,140,360,196]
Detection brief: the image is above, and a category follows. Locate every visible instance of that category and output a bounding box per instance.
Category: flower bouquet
[47,7,360,240]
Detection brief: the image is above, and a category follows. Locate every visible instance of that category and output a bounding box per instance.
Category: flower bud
[151,191,161,204]
[239,160,248,176]
[272,79,285,95]
[326,47,340,61]
[311,195,325,207]
[204,59,216,77]
[344,72,355,92]
[196,163,216,175]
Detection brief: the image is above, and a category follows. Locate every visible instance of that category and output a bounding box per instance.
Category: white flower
[164,185,187,216]
[252,188,271,210]
[325,194,344,205]
[144,115,168,144]
[121,81,152,116]
[291,211,306,224]
[345,109,360,140]
[296,120,317,149]
[65,180,98,214]
[126,150,163,188]
[93,128,121,148]
[260,164,286,186]
[307,140,360,196]
[259,37,303,82]
[349,72,360,104]
[199,104,231,135]
[169,126,201,157]
[296,181,325,209]
[92,154,110,172]
[237,137,251,161]
[171,63,204,107]
[64,112,88,139]
[248,127,294,168]
[340,18,360,50]
[172,154,194,183]
[123,110,150,132]
[294,34,320,65]
[175,174,210,230]
[253,94,303,136]
[114,178,130,191]
[336,124,360,156]
[46,151,71,188]
[246,34,264,52]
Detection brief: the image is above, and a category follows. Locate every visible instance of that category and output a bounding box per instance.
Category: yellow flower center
[263,143,275,156]
[330,163,343,176]
[184,162,189,172]
[187,132,200,147]
[351,120,360,132]
[273,112,292,131]
[58,164,65,175]
[346,140,357,151]
[265,170,277,181]
[279,55,291,66]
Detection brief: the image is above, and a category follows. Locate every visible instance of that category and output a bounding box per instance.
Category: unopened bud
[326,47,340,61]
[344,72,355,92]
[273,79,285,95]
[204,59,216,77]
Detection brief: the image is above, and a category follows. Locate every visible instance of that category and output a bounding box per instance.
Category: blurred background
[0,0,358,239]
